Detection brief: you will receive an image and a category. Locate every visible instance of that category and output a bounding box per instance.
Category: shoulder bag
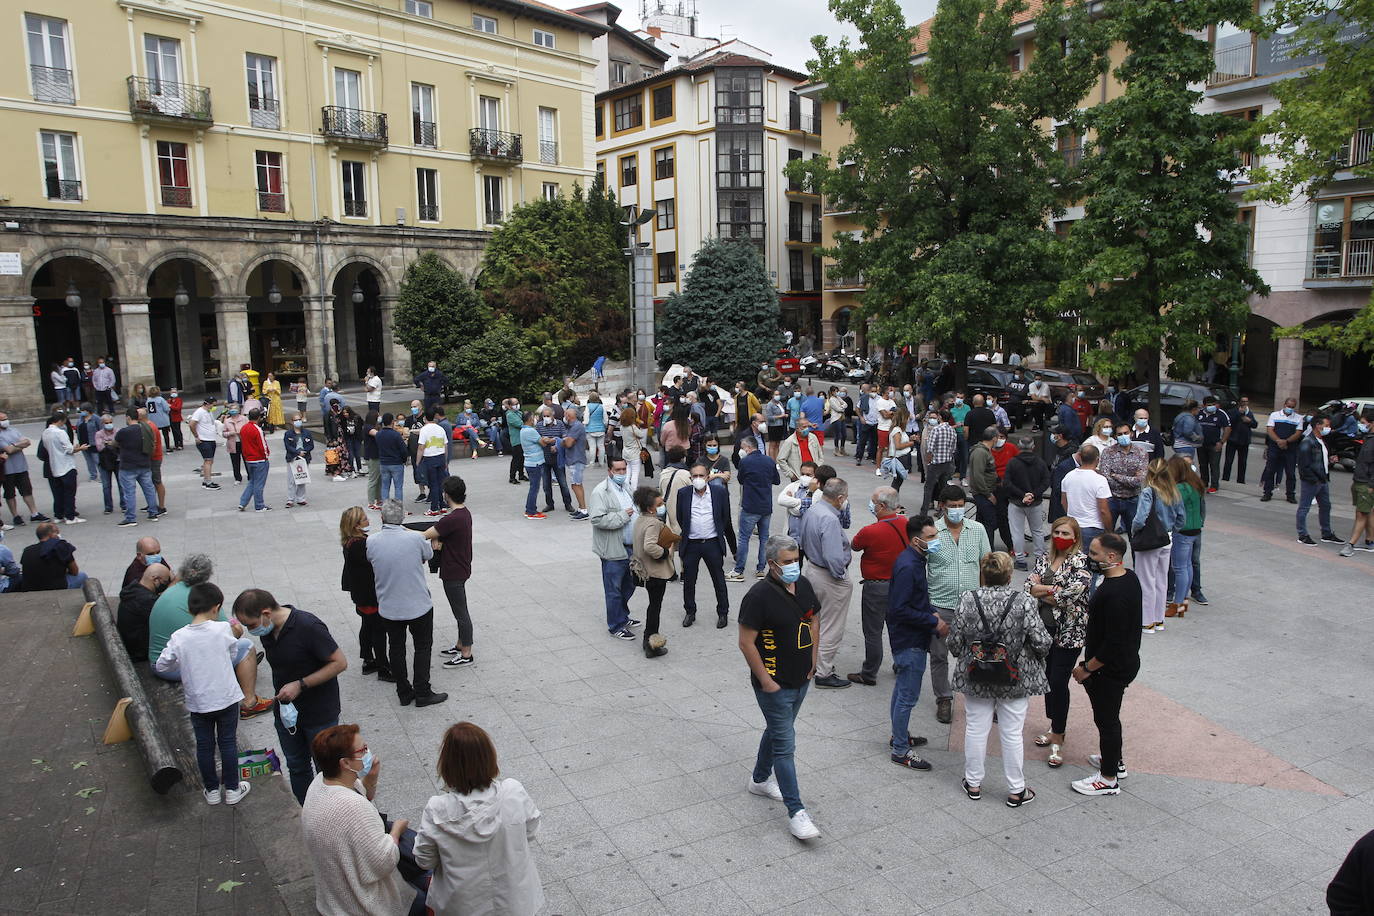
[1130,493,1171,552]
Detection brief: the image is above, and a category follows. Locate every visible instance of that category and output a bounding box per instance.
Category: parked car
[1030,367,1105,404]
[1127,381,1239,430]
[774,348,801,380]
[964,365,1013,409]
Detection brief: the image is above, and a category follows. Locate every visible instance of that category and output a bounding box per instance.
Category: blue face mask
[248,620,274,637]
[706,446,719,455]
[656,504,667,519]
[145,554,162,565]
[293,420,303,428]
[867,499,878,516]
[1206,405,1218,413]
[279,701,298,732]
[1135,417,1148,428]
[945,507,965,525]
[1116,434,1132,448]
[775,561,801,583]
[1283,407,1295,416]
[411,407,420,415]
[954,398,964,407]
[611,473,626,486]
[1360,423,1370,435]
[354,749,375,780]
[1319,427,1331,437]
[923,538,942,555]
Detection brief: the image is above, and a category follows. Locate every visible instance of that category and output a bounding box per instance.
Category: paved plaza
[3,428,1372,915]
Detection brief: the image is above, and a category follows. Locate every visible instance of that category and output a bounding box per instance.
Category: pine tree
[658,237,782,383]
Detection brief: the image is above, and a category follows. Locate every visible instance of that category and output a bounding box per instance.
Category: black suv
[1126,381,1238,429]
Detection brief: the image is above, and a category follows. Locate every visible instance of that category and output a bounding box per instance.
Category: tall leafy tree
[658,237,782,383]
[393,252,490,369]
[796,0,1105,392]
[1251,0,1374,360]
[1049,0,1268,418]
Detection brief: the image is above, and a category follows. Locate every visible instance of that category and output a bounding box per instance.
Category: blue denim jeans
[734,510,770,574]
[239,460,269,509]
[600,557,634,633]
[99,465,123,513]
[275,711,339,805]
[117,468,159,523]
[752,683,809,816]
[1296,480,1333,538]
[889,646,928,756]
[1108,496,1137,534]
[1170,532,1197,603]
[190,702,240,793]
[524,464,545,515]
[380,463,405,502]
[421,454,447,512]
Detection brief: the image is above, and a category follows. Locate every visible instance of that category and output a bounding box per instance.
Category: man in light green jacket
[589,456,640,640]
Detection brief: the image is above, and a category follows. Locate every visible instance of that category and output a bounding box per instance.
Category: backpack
[966,592,1020,687]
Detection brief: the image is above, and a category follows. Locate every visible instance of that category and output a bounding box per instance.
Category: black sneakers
[1297,534,1317,546]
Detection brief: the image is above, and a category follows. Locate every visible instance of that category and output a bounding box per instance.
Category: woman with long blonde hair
[1130,459,1185,633]
[1026,516,1093,768]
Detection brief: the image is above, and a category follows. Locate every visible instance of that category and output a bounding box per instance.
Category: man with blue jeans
[114,409,160,526]
[1295,416,1341,546]
[231,588,347,805]
[739,534,821,840]
[236,409,271,512]
[377,414,407,502]
[727,437,779,580]
[519,413,547,518]
[886,515,946,770]
[589,457,639,639]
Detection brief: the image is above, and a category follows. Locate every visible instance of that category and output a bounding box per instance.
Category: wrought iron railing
[161,185,192,207]
[418,203,439,221]
[343,198,368,217]
[322,106,389,145]
[789,221,819,243]
[45,178,81,201]
[470,128,523,162]
[31,65,74,104]
[249,97,279,129]
[128,76,212,123]
[539,139,558,165]
[413,117,437,147]
[258,191,285,212]
[1209,44,1254,86]
[826,274,864,289]
[1335,126,1373,169]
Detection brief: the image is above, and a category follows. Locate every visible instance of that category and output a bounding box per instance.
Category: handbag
[966,593,1020,686]
[1035,567,1059,635]
[290,457,311,485]
[1130,495,1171,552]
[656,524,681,549]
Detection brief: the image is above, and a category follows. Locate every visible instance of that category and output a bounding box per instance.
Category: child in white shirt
[155,582,253,806]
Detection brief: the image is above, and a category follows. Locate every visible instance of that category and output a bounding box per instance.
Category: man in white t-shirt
[1061,444,1113,545]
[365,368,383,414]
[187,396,220,489]
[418,409,449,516]
[871,389,896,455]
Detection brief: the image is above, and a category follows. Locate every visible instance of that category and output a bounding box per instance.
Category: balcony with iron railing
[1334,126,1374,170]
[31,65,74,104]
[128,76,213,125]
[1310,239,1374,282]
[161,185,192,207]
[413,117,437,147]
[539,139,559,165]
[257,190,285,212]
[1208,43,1254,86]
[45,178,81,201]
[343,198,368,218]
[249,97,279,129]
[826,272,865,290]
[788,111,821,134]
[788,221,821,243]
[470,128,523,162]
[418,203,439,221]
[322,106,389,146]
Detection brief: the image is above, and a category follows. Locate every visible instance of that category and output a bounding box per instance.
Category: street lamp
[618,206,657,390]
[351,280,364,304]
[173,282,190,308]
[64,281,81,310]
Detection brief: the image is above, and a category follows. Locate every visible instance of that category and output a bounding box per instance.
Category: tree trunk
[1145,345,1162,427]
[951,338,969,395]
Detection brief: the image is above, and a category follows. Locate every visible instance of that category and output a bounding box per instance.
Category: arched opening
[145,258,217,390]
[244,260,308,387]
[1299,309,1374,402]
[332,263,386,382]
[30,256,117,404]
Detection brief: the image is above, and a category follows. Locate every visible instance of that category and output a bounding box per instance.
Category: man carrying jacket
[1295,415,1341,546]
[885,515,948,770]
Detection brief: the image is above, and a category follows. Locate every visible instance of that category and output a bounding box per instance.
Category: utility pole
[620,206,657,391]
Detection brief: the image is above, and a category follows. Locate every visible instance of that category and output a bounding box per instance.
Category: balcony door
[478,96,500,133]
[26,15,73,102]
[144,35,182,107]
[335,68,362,111]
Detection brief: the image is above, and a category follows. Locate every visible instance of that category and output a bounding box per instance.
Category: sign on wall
[0,253,21,276]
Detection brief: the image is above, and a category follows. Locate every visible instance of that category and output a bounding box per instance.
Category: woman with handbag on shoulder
[1166,456,1205,620]
[948,551,1051,807]
[1024,517,1092,768]
[1130,459,1185,634]
[631,485,674,659]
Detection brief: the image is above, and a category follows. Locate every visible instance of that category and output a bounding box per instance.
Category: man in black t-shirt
[1070,533,1142,798]
[20,522,86,591]
[738,535,821,841]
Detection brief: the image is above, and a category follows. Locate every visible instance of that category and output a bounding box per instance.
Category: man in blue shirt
[1196,396,1231,492]
[366,499,448,709]
[727,438,779,581]
[886,515,948,770]
[560,408,590,519]
[536,407,574,515]
[518,413,547,518]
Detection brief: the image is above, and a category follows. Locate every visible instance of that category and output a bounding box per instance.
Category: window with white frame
[156,139,191,207]
[255,150,284,211]
[473,14,497,34]
[538,107,558,164]
[533,29,555,48]
[542,182,559,201]
[483,174,504,224]
[40,131,80,200]
[656,198,675,230]
[246,54,279,128]
[412,83,437,146]
[26,14,73,104]
[610,61,629,85]
[144,35,182,95]
[405,0,433,17]
[417,168,439,221]
[341,160,367,217]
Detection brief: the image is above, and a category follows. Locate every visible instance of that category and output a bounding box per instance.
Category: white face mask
[797,474,814,488]
[691,477,707,491]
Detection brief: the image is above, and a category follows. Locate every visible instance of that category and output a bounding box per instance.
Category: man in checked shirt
[920,409,957,515]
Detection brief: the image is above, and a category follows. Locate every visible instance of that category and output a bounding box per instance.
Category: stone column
[0,296,43,416]
[378,296,411,385]
[212,296,252,393]
[176,302,205,394]
[78,296,109,366]
[336,300,359,382]
[819,316,836,351]
[302,296,330,390]
[1274,335,1304,408]
[110,298,156,391]
[322,294,339,383]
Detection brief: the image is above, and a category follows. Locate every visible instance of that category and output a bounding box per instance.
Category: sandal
[1006,787,1036,808]
[962,779,981,800]
[1034,733,1052,748]
[1047,743,1064,768]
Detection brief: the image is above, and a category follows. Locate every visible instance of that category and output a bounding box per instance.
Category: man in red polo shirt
[845,486,908,685]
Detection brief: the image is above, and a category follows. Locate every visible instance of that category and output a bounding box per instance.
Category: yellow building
[0,0,606,413]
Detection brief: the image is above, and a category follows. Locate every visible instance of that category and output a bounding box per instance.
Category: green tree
[796,0,1105,392]
[1049,0,1268,419]
[393,252,490,369]
[451,315,539,401]
[1251,0,1374,361]
[658,237,781,382]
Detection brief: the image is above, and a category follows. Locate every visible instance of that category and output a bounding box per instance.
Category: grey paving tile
[658,876,754,916]
[564,861,658,916]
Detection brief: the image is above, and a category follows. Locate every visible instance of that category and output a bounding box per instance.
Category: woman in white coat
[414,722,543,916]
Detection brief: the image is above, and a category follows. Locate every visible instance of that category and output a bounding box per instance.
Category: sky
[561,0,942,73]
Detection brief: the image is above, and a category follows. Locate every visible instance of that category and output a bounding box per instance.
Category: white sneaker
[203,788,222,806]
[1087,754,1128,779]
[1071,773,1121,796]
[224,781,252,805]
[788,808,820,839]
[68,516,86,524]
[748,774,783,800]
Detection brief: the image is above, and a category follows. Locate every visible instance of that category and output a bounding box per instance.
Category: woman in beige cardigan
[631,484,675,659]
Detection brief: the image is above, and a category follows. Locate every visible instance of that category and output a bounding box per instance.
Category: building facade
[1,0,605,414]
